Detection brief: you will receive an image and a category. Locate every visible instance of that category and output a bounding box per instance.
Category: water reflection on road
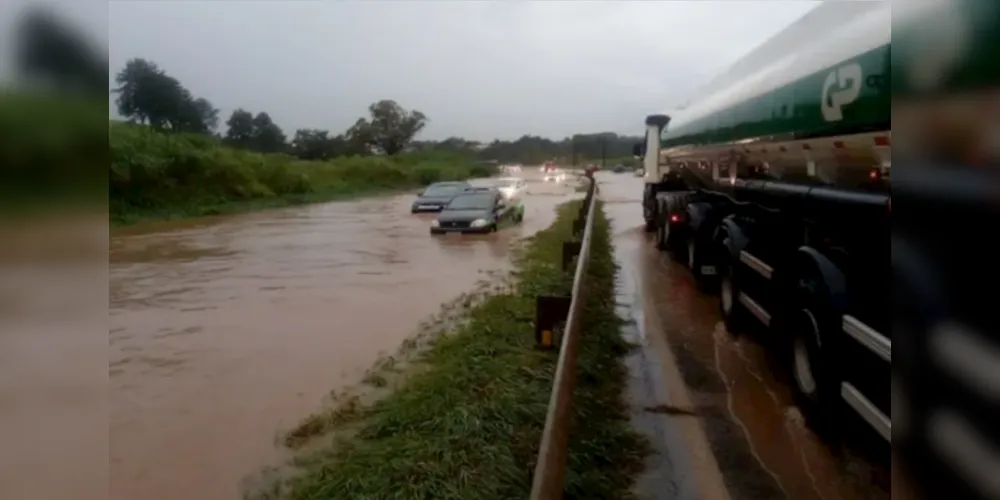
[109,174,577,500]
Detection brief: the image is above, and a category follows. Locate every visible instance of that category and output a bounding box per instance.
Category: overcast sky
[103,1,819,141]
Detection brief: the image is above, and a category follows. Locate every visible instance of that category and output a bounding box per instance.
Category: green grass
[109,123,496,226]
[272,200,649,500]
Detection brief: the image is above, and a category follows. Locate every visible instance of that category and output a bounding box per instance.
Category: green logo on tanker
[821,62,863,122]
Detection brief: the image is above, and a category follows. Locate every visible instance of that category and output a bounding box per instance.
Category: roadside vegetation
[109,123,495,225]
[259,201,648,500]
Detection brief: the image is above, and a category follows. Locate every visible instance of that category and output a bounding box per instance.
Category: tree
[251,112,287,153]
[191,98,220,134]
[113,58,166,127]
[113,57,218,133]
[349,100,428,155]
[290,129,349,160]
[225,109,255,149]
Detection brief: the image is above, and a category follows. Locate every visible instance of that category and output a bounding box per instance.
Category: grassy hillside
[110,123,496,225]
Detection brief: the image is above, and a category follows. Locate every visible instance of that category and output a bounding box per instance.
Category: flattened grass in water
[288,201,648,500]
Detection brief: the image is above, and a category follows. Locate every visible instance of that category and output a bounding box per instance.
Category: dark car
[430,188,521,235]
[612,164,626,173]
[411,181,472,213]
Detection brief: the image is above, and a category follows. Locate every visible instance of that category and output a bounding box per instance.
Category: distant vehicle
[411,181,472,213]
[612,164,626,173]
[430,188,523,234]
[542,166,566,183]
[501,164,522,174]
[635,167,645,177]
[493,177,527,202]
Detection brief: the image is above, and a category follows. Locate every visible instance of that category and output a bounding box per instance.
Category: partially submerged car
[430,188,523,235]
[493,177,527,202]
[411,181,472,213]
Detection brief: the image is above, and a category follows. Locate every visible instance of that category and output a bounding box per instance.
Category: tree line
[111,57,642,164]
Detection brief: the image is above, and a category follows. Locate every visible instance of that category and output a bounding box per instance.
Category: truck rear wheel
[785,279,842,440]
[655,219,669,251]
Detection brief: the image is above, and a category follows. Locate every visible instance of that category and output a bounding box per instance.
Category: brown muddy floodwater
[109,175,578,500]
[597,172,890,500]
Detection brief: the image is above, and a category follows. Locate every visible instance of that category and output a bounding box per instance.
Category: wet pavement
[108,172,579,500]
[598,172,891,500]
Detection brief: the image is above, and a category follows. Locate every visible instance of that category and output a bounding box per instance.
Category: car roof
[461,186,499,193]
[430,181,470,186]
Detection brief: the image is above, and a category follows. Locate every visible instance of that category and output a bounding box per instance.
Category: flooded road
[598,172,891,500]
[109,173,578,500]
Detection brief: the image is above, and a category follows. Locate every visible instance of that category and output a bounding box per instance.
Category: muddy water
[597,173,890,500]
[109,174,577,500]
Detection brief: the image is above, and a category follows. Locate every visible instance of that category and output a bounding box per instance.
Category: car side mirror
[632,142,644,158]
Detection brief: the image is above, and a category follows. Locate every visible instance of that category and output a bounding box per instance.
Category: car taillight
[669,213,681,223]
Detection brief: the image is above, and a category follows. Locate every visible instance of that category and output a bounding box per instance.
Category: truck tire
[655,218,669,251]
[784,277,843,440]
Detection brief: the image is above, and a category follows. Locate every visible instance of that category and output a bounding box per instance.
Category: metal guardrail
[529,173,598,500]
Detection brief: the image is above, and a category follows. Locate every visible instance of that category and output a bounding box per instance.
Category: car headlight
[470,219,487,228]
[430,220,440,227]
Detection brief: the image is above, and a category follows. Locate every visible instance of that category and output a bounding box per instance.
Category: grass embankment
[109,123,495,225]
[277,201,648,500]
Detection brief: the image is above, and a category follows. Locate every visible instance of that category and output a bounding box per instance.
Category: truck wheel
[655,220,669,251]
[785,279,842,440]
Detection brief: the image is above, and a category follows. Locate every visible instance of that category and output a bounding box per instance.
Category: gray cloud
[108,1,819,141]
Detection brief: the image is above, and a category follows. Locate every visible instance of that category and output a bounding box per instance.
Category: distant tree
[191,98,220,133]
[345,118,376,155]
[113,58,167,127]
[250,112,287,153]
[15,7,107,96]
[113,57,217,133]
[225,109,255,148]
[349,100,428,155]
[290,128,349,160]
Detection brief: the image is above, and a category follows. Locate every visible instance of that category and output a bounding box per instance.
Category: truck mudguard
[685,201,713,234]
[714,217,747,262]
[793,246,849,312]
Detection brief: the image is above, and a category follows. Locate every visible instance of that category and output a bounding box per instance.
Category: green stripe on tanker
[661,2,890,149]
[662,45,889,148]
[661,0,1000,150]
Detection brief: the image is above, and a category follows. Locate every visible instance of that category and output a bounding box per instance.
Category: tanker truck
[637,1,891,443]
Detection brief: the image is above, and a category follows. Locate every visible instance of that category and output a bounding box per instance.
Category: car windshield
[445,193,494,210]
[422,184,465,196]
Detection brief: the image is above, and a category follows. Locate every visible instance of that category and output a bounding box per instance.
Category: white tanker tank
[641,1,891,189]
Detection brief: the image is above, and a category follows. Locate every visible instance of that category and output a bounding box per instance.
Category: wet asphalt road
[598,172,891,500]
[108,172,578,500]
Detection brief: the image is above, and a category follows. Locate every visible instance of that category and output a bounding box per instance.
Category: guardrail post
[535,296,571,349]
[561,241,581,271]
